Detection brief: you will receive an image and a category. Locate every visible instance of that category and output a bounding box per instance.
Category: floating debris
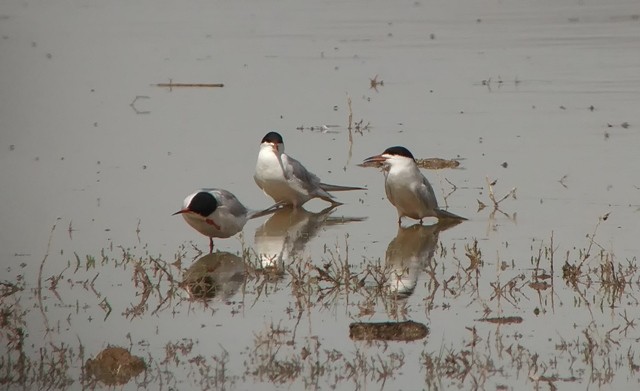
[607,121,631,129]
[349,320,429,341]
[296,124,341,134]
[369,74,384,92]
[359,157,460,170]
[478,76,522,89]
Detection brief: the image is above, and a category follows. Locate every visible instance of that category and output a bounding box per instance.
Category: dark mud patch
[477,316,524,325]
[85,346,145,386]
[415,158,461,170]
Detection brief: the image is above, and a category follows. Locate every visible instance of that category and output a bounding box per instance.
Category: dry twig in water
[155,79,224,91]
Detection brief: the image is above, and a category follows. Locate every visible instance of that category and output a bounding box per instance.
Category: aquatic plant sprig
[0,280,22,299]
[477,177,517,211]
[477,177,517,234]
[562,212,610,286]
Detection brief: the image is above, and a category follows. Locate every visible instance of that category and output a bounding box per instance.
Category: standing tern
[362,146,466,224]
[173,189,280,253]
[254,131,365,207]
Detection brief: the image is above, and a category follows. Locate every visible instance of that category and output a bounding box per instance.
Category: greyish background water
[1,0,639,389]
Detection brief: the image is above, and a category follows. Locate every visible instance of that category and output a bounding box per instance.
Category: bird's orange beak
[364,154,387,163]
[359,154,387,168]
[172,209,189,216]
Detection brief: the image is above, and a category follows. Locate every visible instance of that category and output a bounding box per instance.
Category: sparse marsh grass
[247,321,408,390]
[1,215,639,390]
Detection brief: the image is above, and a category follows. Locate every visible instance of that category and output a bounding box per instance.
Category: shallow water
[1,0,639,389]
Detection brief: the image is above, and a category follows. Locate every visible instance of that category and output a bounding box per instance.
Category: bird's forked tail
[248,201,287,220]
[435,208,467,221]
[319,183,366,192]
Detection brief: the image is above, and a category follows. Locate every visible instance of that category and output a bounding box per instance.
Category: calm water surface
[1,0,639,389]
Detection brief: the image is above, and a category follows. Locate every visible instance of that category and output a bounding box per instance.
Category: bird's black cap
[383,146,415,160]
[188,192,218,217]
[261,131,284,144]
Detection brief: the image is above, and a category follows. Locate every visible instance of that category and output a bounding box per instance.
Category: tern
[362,146,466,224]
[254,131,365,207]
[173,189,280,253]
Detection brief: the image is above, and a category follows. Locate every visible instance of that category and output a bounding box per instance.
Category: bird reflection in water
[385,219,462,298]
[254,205,366,272]
[181,251,246,301]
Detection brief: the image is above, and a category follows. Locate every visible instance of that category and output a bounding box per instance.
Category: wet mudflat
[1,0,639,389]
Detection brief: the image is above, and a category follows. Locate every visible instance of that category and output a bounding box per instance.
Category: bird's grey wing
[282,154,323,193]
[211,189,248,217]
[415,175,439,210]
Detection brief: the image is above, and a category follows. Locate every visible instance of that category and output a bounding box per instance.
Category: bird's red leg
[209,237,214,253]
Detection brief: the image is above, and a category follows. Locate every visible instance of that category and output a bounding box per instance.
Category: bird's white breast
[255,148,285,182]
[384,162,433,219]
[255,148,307,204]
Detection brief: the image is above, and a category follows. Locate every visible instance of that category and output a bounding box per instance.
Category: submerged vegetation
[1,215,638,390]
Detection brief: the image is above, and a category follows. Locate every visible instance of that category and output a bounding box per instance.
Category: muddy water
[1,0,639,389]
